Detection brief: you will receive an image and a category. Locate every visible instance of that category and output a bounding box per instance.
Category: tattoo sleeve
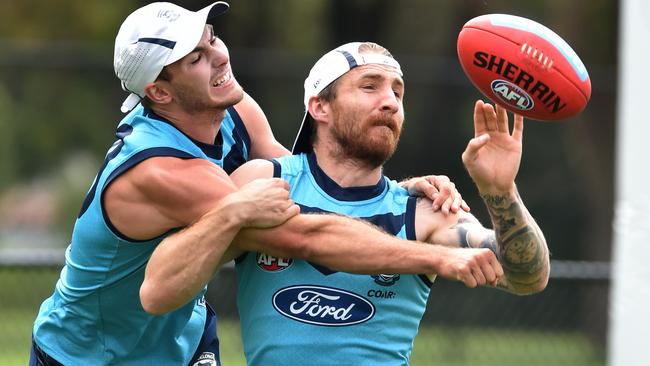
[454,217,498,255]
[480,187,549,294]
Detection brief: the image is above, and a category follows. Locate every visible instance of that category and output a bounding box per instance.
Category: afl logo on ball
[490,79,534,111]
[256,253,293,272]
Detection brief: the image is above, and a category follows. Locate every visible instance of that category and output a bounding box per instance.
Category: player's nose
[379,88,400,113]
[209,41,229,68]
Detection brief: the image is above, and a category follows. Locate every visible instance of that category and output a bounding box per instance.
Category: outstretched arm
[421,101,549,295]
[461,101,549,294]
[429,192,549,295]
[220,159,458,274]
[479,188,549,294]
[225,160,503,285]
[143,157,507,315]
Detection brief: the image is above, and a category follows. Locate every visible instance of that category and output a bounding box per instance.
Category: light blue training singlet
[33,105,250,365]
[235,153,432,366]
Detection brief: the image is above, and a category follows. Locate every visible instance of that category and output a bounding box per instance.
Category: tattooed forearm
[480,188,549,294]
[481,193,520,237]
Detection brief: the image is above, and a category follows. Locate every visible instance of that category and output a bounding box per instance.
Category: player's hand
[399,175,470,215]
[462,100,523,194]
[229,178,300,228]
[436,247,504,288]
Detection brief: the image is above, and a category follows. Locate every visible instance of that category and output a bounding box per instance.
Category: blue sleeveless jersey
[33,105,250,365]
[235,153,432,366]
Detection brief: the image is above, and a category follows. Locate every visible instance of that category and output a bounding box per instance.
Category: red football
[457,14,591,121]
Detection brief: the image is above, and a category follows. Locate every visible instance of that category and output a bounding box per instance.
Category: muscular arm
[144,159,499,315]
[105,157,297,315]
[232,214,454,274]
[222,159,457,272]
[105,157,239,239]
[140,194,245,314]
[476,187,549,294]
[141,93,287,304]
[422,186,550,295]
[432,100,550,294]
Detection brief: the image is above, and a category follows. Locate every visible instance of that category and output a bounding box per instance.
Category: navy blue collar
[306,152,386,201]
[142,108,223,160]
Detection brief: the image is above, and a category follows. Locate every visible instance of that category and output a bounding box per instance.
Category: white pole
[609,1,650,365]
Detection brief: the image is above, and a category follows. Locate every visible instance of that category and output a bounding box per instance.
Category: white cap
[292,42,402,154]
[114,2,229,113]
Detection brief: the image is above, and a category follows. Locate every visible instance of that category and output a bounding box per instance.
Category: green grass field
[0,313,607,366]
[218,320,606,366]
[0,268,605,366]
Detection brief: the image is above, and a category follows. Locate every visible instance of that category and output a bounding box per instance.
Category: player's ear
[309,96,330,124]
[143,82,172,105]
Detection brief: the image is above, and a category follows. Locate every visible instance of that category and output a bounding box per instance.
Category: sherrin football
[457,14,591,121]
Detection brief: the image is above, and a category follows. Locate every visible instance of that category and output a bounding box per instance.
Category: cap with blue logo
[113,2,229,113]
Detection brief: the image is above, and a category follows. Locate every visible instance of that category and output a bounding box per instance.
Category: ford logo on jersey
[272,285,375,326]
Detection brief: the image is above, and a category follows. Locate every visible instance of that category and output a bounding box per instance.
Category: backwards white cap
[291,42,402,154]
[113,2,229,113]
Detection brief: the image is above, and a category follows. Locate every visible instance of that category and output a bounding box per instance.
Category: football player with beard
[31,3,492,365]
[227,42,550,365]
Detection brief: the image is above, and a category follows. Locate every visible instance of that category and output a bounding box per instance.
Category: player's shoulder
[117,104,146,126]
[238,158,276,172]
[230,158,276,187]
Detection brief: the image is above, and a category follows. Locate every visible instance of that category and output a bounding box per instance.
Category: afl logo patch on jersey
[256,253,293,272]
[272,285,375,326]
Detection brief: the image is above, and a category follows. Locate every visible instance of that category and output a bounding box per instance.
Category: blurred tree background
[0,0,617,364]
[0,0,617,262]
